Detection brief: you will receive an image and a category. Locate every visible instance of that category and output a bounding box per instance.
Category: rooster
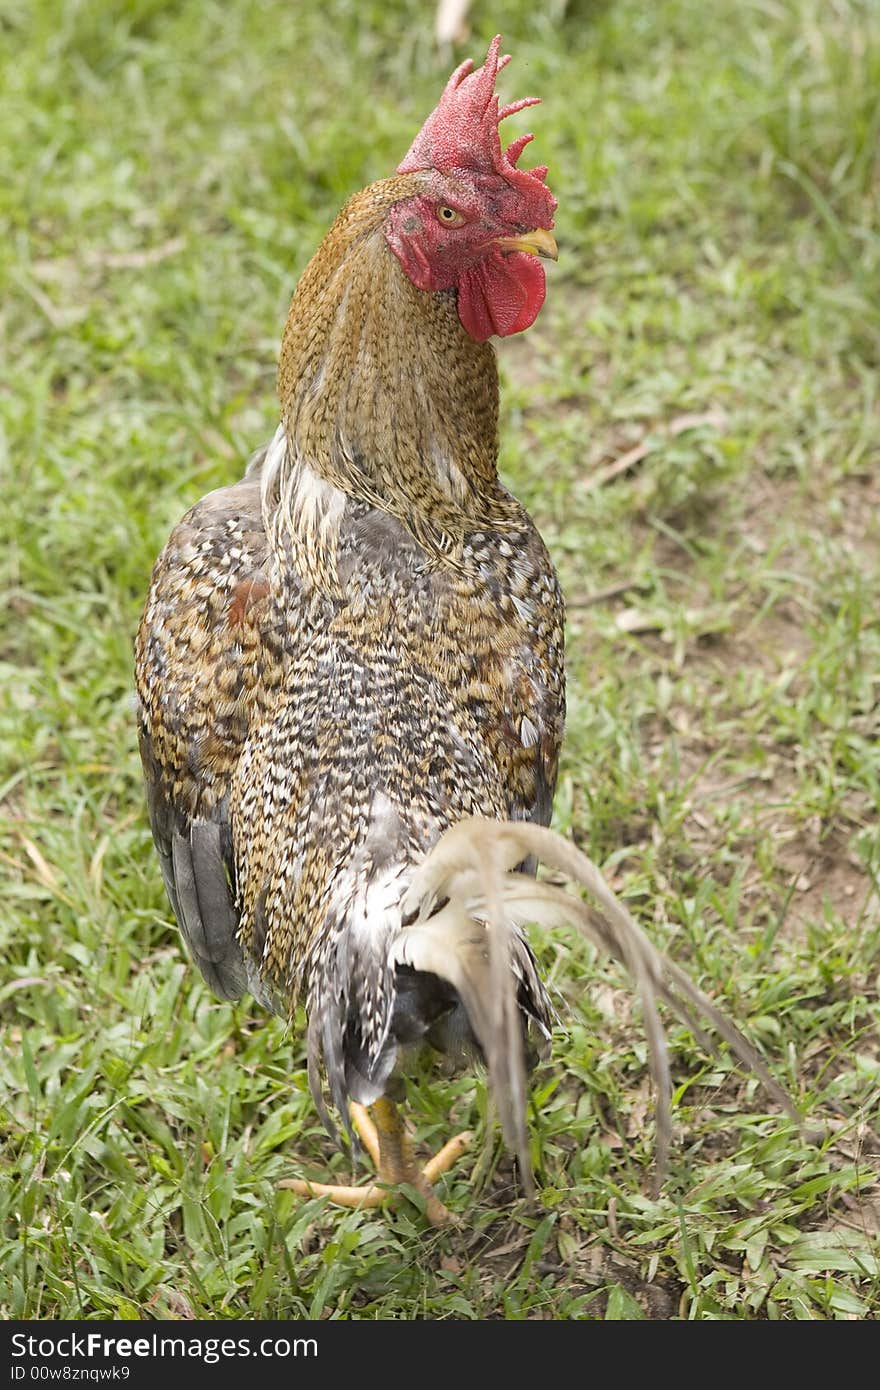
[136,37,795,1225]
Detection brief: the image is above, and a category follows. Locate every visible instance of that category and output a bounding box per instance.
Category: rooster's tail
[399,818,799,1193]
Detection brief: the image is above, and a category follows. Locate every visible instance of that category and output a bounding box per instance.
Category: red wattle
[456,250,546,342]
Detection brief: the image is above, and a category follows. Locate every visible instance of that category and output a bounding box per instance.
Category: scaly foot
[279,1098,472,1227]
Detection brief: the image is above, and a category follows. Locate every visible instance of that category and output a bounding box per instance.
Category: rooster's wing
[135,463,282,1001]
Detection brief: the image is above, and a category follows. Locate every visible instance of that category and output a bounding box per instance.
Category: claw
[280,1100,472,1227]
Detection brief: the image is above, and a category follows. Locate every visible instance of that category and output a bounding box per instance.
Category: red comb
[398,35,554,214]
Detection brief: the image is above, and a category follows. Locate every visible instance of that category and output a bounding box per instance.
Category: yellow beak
[492,228,559,261]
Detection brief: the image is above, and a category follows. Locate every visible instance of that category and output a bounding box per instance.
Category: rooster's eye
[436,205,465,227]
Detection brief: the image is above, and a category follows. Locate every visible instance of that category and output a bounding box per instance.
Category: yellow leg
[279,1098,472,1227]
[349,1102,381,1167]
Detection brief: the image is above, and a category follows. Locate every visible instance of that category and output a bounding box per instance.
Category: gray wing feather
[140,723,246,1002]
[169,822,246,1001]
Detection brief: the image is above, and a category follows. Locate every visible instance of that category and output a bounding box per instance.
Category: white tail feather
[402,818,799,1193]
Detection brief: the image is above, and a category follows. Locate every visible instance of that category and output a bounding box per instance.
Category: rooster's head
[386,35,557,342]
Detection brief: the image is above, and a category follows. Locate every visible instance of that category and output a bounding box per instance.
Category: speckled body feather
[135,173,565,1132]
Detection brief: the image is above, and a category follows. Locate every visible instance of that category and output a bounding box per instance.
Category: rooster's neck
[273,178,513,562]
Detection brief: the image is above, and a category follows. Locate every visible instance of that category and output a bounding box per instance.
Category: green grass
[1,0,879,1320]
